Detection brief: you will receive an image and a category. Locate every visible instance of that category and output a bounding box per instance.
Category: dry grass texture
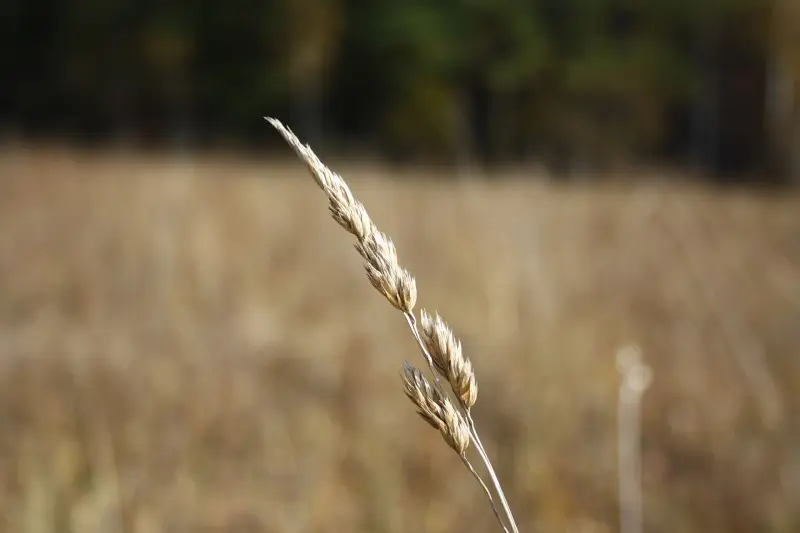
[0,141,798,533]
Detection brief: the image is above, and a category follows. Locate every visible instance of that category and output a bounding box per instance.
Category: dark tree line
[1,0,798,181]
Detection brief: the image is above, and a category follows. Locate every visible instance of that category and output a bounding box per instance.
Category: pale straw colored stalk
[266,117,520,533]
[616,345,653,533]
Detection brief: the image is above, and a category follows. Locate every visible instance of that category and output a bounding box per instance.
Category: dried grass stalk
[267,117,520,533]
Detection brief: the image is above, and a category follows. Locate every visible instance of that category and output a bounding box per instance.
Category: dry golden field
[0,144,798,533]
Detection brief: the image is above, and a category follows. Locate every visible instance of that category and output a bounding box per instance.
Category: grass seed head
[268,117,519,533]
[420,310,478,409]
[402,362,471,455]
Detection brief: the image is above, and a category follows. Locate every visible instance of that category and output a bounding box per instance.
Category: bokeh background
[1,1,799,533]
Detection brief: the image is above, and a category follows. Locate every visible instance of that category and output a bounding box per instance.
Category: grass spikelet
[419,309,478,410]
[266,117,417,314]
[402,362,470,456]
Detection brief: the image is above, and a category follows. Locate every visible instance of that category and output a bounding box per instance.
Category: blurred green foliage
[2,0,797,178]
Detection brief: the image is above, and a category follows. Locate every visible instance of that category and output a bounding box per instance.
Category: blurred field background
[2,1,800,533]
